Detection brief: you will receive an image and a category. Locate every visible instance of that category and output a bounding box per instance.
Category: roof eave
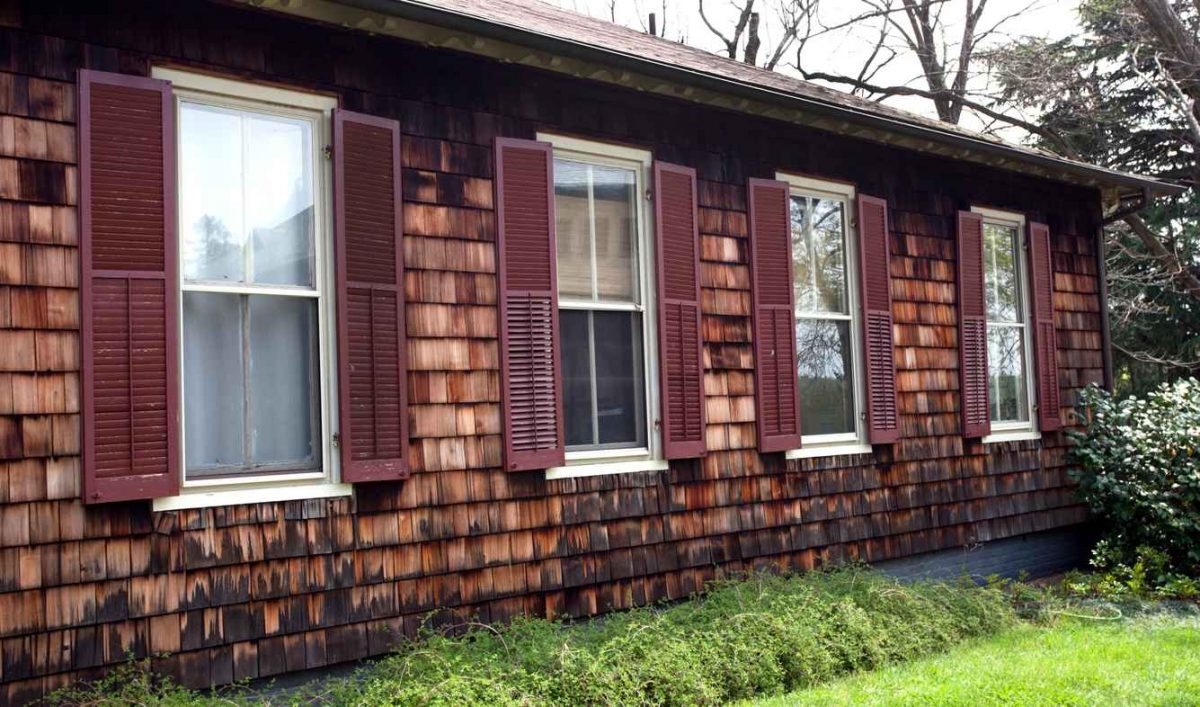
[302,0,1185,199]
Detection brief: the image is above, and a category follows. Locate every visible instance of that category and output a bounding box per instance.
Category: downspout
[1096,186,1152,392]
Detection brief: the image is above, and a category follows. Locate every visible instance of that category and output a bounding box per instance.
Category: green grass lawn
[748,608,1200,706]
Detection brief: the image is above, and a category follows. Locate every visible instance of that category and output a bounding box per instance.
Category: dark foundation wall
[0,0,1099,700]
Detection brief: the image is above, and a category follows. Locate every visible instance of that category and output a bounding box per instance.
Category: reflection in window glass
[553,154,647,453]
[554,159,638,302]
[179,102,315,286]
[983,222,1020,322]
[796,319,856,435]
[791,192,857,440]
[792,196,848,314]
[982,218,1033,426]
[988,325,1029,423]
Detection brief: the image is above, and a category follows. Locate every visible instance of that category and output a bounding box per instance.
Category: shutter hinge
[323,145,333,160]
[332,432,340,448]
[645,189,653,202]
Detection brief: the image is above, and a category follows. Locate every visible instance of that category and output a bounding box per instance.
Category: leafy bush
[1069,379,1200,578]
[47,567,1018,707]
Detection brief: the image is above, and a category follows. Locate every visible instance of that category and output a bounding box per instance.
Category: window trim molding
[776,171,869,457]
[537,132,662,475]
[154,67,343,507]
[971,205,1041,443]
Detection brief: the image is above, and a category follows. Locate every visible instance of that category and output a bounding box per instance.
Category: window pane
[183,292,245,470]
[792,195,848,314]
[180,103,244,282]
[180,103,316,286]
[796,319,856,435]
[555,160,592,299]
[592,165,638,302]
[988,325,1030,423]
[593,311,645,446]
[984,222,1021,323]
[560,309,594,447]
[247,115,315,286]
[248,295,317,466]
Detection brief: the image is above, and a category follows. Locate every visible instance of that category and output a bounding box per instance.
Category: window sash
[172,83,334,485]
[976,209,1038,431]
[783,180,866,447]
[543,135,658,463]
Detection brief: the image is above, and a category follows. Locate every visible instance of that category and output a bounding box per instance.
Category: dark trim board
[876,525,1096,582]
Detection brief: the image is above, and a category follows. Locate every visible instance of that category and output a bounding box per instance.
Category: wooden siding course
[0,0,1101,698]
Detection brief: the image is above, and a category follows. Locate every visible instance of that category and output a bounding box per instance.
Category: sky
[547,0,1084,139]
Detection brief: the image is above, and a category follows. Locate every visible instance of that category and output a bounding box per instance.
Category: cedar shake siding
[0,0,1112,700]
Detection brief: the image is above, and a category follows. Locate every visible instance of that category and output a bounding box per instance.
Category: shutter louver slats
[748,178,802,453]
[496,138,564,472]
[956,211,991,438]
[79,70,178,504]
[654,162,706,459]
[856,195,900,445]
[334,110,410,482]
[1028,221,1062,432]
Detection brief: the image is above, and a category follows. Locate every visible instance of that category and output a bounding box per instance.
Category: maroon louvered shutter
[956,211,990,438]
[748,178,802,453]
[495,138,564,471]
[654,162,706,459]
[79,70,178,504]
[1027,221,1062,431]
[856,195,899,444]
[333,110,409,482]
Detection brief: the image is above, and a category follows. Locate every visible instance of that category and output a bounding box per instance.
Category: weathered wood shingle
[0,0,1099,699]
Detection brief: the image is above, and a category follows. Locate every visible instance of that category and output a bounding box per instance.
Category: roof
[282,0,1182,200]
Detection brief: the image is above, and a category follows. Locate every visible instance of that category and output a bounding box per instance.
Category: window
[778,174,869,457]
[153,68,346,509]
[975,206,1039,437]
[540,135,664,478]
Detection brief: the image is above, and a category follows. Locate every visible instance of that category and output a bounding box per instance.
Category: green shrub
[47,567,1018,707]
[1069,379,1200,577]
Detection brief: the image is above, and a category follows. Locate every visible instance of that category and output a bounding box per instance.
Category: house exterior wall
[0,0,1101,699]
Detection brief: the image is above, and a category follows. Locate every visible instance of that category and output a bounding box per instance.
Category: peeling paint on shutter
[334,110,409,482]
[748,178,801,453]
[495,138,564,471]
[79,70,179,504]
[654,162,706,459]
[856,195,899,444]
[1028,221,1062,432]
[956,211,991,438]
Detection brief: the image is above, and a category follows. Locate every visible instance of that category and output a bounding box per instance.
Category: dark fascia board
[334,0,1183,199]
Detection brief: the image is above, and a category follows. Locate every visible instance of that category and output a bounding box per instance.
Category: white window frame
[973,205,1041,444]
[152,67,348,511]
[537,133,665,480]
[776,173,872,460]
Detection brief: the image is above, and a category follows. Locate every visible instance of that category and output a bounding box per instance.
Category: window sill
[785,442,873,460]
[152,482,352,512]
[981,429,1042,444]
[546,458,669,480]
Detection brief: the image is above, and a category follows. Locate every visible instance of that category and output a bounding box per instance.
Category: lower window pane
[594,311,645,447]
[248,295,317,467]
[988,325,1030,423]
[560,310,594,447]
[796,319,856,436]
[183,292,246,471]
[183,292,319,476]
[559,309,647,450]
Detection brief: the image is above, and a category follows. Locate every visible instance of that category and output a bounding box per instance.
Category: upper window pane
[983,222,1021,323]
[180,101,316,287]
[554,158,639,303]
[791,195,848,314]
